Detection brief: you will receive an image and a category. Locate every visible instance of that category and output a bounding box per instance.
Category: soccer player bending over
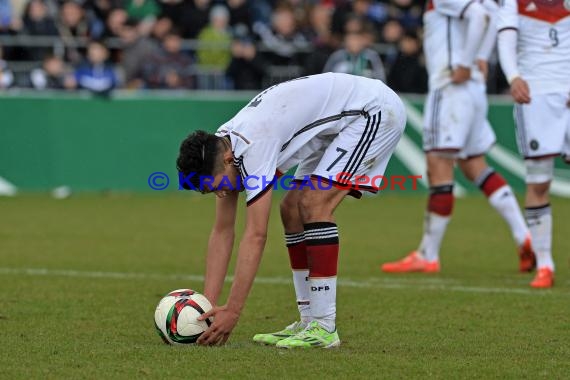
[496,0,570,288]
[381,0,536,279]
[176,73,406,347]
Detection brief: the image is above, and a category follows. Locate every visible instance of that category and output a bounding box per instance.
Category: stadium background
[1,0,569,196]
[1,93,570,196]
[2,1,570,377]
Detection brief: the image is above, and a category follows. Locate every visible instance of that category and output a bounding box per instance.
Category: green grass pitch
[1,193,569,379]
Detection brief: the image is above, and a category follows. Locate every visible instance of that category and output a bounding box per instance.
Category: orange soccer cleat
[530,268,554,289]
[518,234,536,273]
[381,252,440,273]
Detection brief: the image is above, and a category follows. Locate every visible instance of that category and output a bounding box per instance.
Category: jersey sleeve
[215,120,234,136]
[433,0,477,18]
[476,0,499,61]
[497,0,519,32]
[238,139,281,206]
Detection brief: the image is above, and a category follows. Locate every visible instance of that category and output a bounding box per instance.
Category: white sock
[292,270,311,325]
[309,277,336,332]
[419,212,450,262]
[488,185,529,246]
[525,205,554,270]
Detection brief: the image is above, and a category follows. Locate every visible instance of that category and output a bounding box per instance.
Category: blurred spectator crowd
[0,0,505,94]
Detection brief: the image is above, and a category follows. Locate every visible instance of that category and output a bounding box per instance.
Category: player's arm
[435,0,488,83]
[226,189,273,314]
[475,0,499,80]
[203,191,239,305]
[455,3,488,83]
[197,188,273,345]
[497,0,530,103]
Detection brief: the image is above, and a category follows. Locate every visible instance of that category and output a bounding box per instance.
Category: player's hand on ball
[196,305,240,346]
[451,66,471,84]
[510,77,531,104]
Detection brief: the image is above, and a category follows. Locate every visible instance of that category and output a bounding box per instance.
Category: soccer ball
[154,288,213,345]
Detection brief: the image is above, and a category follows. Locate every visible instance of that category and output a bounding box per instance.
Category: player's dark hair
[176,130,225,191]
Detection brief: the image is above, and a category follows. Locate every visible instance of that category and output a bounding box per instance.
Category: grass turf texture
[1,193,569,379]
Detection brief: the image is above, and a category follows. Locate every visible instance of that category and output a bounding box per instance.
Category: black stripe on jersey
[342,116,375,180]
[428,89,438,148]
[246,179,275,207]
[498,27,518,33]
[427,92,434,147]
[446,17,452,70]
[459,0,476,19]
[434,89,442,149]
[280,110,366,152]
[342,112,381,181]
[231,131,251,144]
[341,115,372,179]
[514,104,528,157]
[233,156,249,177]
[241,161,249,177]
[349,112,382,179]
[233,157,241,175]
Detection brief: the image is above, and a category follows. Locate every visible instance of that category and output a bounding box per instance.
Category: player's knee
[527,182,550,199]
[280,196,297,220]
[298,194,331,223]
[459,156,487,182]
[426,153,455,184]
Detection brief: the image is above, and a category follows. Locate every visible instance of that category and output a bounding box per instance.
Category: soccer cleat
[381,251,440,273]
[518,234,536,272]
[275,321,340,349]
[530,268,554,289]
[252,321,306,345]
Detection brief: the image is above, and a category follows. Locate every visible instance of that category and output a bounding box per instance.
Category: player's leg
[275,181,348,349]
[278,92,406,348]
[458,154,534,272]
[299,181,347,333]
[417,153,455,266]
[280,189,311,325]
[382,153,454,273]
[513,94,568,287]
[382,84,474,273]
[524,159,554,288]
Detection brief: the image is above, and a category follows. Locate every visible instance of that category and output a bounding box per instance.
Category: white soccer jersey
[215,73,395,204]
[423,0,496,90]
[498,0,570,94]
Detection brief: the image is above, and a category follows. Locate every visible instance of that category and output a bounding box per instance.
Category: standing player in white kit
[382,0,535,275]
[176,73,406,347]
[497,0,570,288]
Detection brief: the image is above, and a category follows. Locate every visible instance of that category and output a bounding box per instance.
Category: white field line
[0,267,565,296]
[403,98,570,197]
